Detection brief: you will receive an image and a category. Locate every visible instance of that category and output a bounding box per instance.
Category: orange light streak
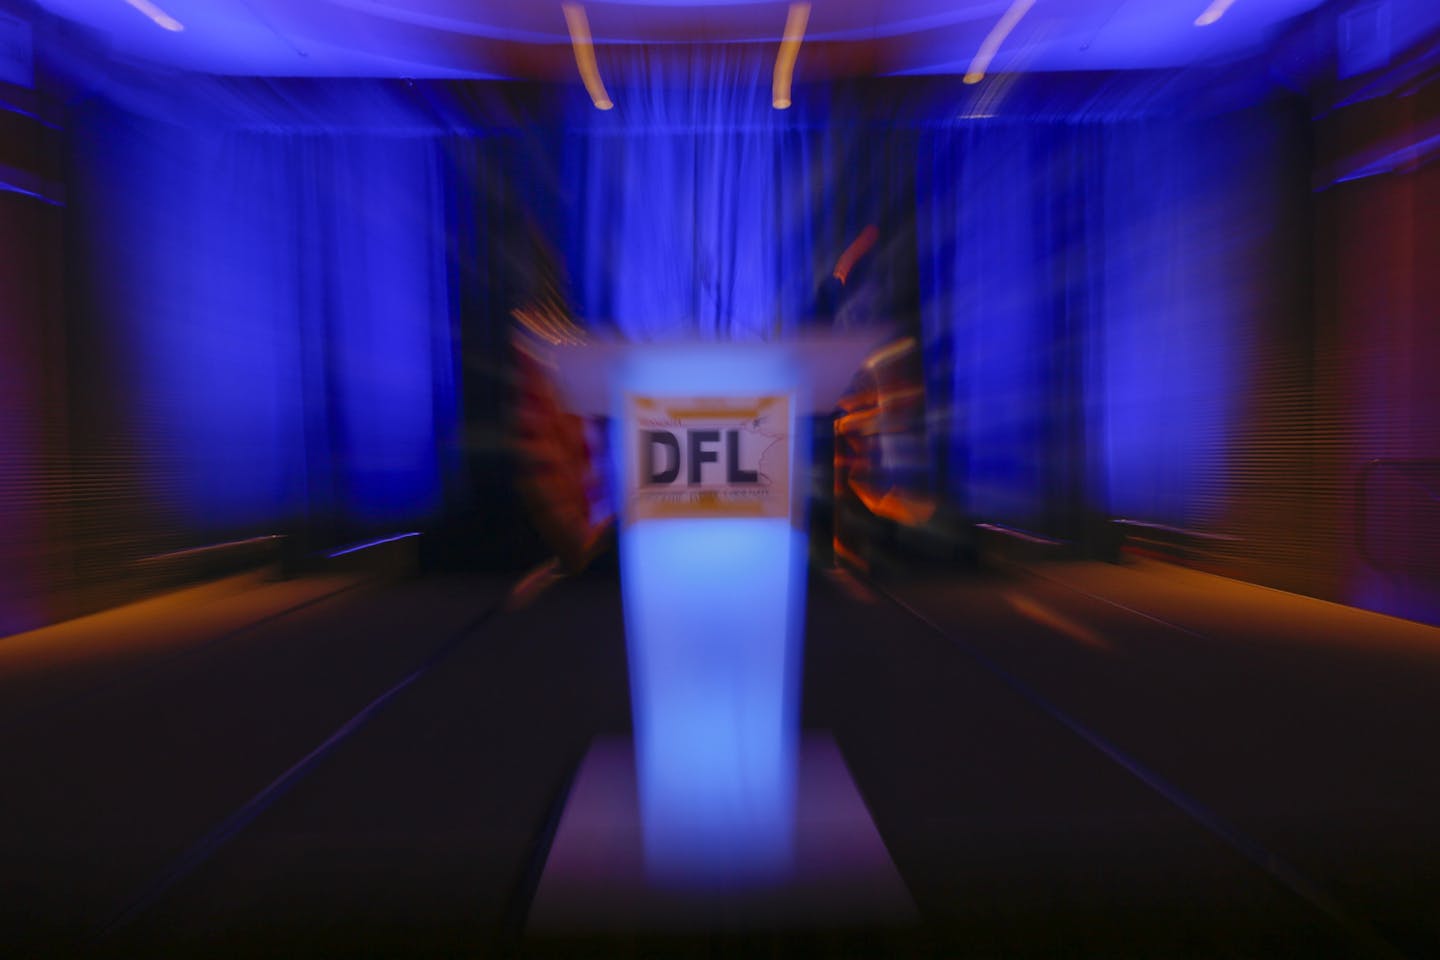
[964,0,1035,85]
[772,3,811,110]
[562,4,614,111]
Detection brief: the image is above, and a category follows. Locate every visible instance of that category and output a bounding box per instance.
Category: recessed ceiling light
[1194,0,1239,27]
[562,4,614,111]
[124,0,184,32]
[964,0,1034,85]
[772,3,810,110]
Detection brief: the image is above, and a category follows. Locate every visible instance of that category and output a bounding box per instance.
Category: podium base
[526,734,916,937]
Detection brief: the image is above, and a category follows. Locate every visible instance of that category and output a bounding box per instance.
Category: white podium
[530,335,913,932]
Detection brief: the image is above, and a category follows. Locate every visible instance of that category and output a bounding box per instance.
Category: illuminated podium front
[530,336,913,932]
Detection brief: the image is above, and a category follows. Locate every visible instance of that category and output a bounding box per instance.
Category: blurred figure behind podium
[506,229,612,597]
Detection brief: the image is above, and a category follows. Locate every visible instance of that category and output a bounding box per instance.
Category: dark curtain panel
[435,131,563,569]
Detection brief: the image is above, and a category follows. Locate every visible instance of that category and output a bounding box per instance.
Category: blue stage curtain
[63,65,1288,562]
[70,104,458,546]
[918,114,1266,541]
[566,46,822,341]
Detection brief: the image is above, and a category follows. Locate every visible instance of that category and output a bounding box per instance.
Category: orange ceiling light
[963,0,1034,85]
[772,3,810,110]
[562,3,613,110]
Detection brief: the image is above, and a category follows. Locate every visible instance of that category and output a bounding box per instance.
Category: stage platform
[527,733,915,937]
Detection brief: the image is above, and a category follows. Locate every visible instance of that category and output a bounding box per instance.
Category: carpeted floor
[2,557,1437,957]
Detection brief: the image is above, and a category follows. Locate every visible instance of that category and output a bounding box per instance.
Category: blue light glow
[326,531,421,558]
[622,518,806,885]
[611,344,808,886]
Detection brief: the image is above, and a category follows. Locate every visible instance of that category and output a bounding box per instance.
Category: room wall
[1143,17,1440,625]
[0,76,72,635]
[1312,32,1440,623]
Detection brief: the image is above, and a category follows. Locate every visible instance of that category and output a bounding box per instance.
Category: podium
[530,335,913,932]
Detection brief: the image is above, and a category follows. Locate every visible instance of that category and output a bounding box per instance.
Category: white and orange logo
[627,394,791,521]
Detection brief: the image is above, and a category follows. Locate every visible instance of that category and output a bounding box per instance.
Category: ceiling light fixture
[963,0,1034,85]
[772,3,810,110]
[124,0,184,32]
[562,4,613,111]
[1194,0,1239,27]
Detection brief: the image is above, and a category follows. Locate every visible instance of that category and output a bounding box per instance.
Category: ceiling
[29,0,1343,80]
